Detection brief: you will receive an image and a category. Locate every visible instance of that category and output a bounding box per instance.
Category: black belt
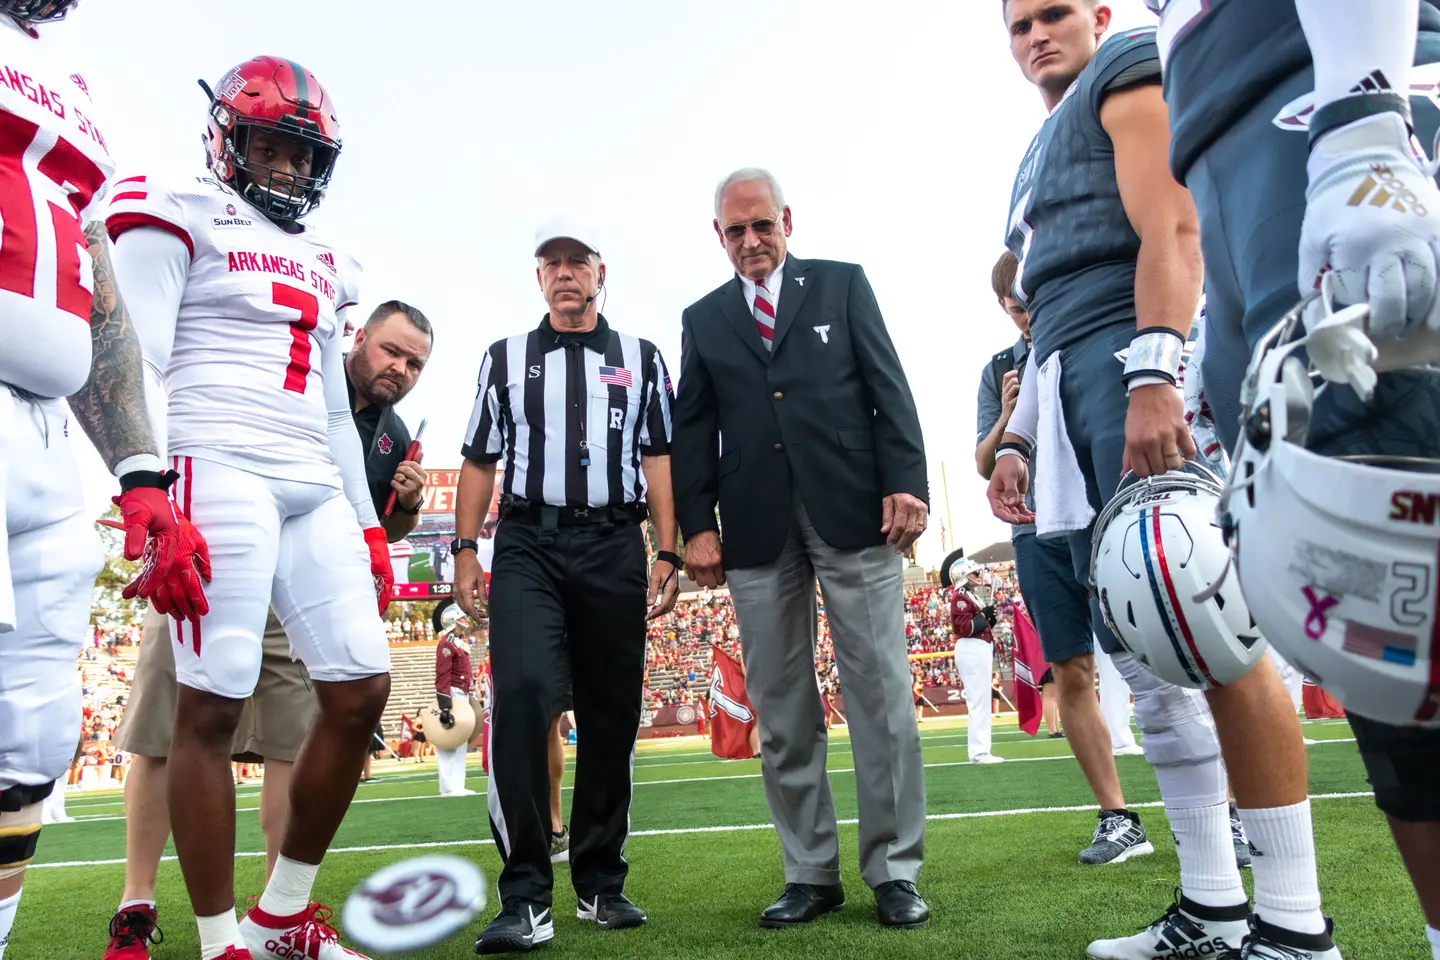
[498,495,647,528]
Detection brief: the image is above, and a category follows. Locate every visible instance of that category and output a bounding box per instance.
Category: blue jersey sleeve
[1088,27,1161,115]
[976,360,1002,445]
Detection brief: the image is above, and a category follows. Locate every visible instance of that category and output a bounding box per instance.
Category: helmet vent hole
[1244,463,1256,509]
[1125,601,1136,629]
[1213,592,1225,610]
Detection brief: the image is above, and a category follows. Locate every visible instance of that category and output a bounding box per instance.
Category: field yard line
[31,790,1375,870]
[59,738,1359,825]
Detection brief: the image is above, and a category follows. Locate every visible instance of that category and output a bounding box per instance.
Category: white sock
[1168,802,1248,908]
[0,888,22,960]
[257,855,319,919]
[1426,923,1440,960]
[118,898,156,912]
[196,908,239,960]
[1239,801,1327,935]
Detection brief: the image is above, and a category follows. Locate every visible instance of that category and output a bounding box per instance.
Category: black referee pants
[485,515,648,907]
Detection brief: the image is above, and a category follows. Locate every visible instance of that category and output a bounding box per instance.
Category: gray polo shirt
[976,337,1036,541]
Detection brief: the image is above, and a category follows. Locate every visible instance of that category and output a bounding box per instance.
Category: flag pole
[941,461,956,561]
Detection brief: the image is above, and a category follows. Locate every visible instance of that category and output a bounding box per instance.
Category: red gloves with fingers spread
[113,472,212,624]
[365,526,394,616]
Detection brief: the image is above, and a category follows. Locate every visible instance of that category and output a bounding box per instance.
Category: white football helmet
[1091,462,1267,690]
[1221,293,1440,727]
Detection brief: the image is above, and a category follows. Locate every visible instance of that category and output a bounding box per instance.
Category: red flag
[478,661,494,773]
[398,714,414,758]
[708,643,757,760]
[1302,679,1345,719]
[1011,609,1049,736]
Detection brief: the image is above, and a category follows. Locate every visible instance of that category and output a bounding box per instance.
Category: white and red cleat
[103,905,163,960]
[239,902,370,959]
[210,949,254,960]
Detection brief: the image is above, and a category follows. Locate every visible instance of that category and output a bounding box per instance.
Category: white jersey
[0,17,115,398]
[105,175,362,487]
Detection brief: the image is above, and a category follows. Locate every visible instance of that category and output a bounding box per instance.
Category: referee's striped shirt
[461,315,674,508]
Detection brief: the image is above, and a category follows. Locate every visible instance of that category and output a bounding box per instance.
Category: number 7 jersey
[105,174,362,486]
[0,16,114,398]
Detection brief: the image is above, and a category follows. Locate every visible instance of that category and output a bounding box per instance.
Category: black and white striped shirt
[461,315,673,508]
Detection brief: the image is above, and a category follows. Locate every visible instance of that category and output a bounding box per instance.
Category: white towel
[1034,351,1095,539]
[0,390,14,633]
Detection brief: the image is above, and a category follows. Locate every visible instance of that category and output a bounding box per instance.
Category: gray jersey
[976,337,1036,540]
[1163,0,1440,184]
[1004,27,1161,362]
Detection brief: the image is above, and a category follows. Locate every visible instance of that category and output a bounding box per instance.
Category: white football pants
[0,391,103,794]
[954,636,995,761]
[1267,647,1305,712]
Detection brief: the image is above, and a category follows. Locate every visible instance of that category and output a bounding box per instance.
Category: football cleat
[1230,805,1257,870]
[1087,892,1249,959]
[103,905,162,960]
[239,901,369,959]
[475,900,554,954]
[1079,810,1155,865]
[1240,917,1342,959]
[576,893,647,930]
[549,826,570,864]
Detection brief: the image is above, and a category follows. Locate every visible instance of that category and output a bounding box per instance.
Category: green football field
[14,716,1427,959]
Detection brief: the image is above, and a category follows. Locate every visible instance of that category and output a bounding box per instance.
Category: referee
[454,220,680,954]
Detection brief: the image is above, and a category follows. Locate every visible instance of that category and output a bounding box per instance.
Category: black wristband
[1121,368,1179,387]
[437,693,453,710]
[394,499,422,516]
[996,440,1030,459]
[119,468,179,493]
[1309,92,1412,151]
[656,550,681,568]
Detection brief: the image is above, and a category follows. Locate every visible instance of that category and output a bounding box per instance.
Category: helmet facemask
[212,110,337,224]
[1,0,77,24]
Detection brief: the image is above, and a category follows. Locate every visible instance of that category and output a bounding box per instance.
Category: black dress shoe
[759,883,845,928]
[875,880,929,929]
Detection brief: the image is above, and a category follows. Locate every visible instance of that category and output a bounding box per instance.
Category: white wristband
[995,448,1028,464]
[1123,330,1185,385]
[112,454,165,480]
[1125,374,1174,395]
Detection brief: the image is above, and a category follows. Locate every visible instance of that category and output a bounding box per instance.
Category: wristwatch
[450,537,478,556]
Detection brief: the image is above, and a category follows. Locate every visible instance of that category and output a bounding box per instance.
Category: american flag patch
[663,374,673,394]
[1342,621,1418,667]
[598,366,633,387]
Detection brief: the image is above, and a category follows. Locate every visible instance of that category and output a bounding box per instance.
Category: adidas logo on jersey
[317,251,338,274]
[1347,164,1429,216]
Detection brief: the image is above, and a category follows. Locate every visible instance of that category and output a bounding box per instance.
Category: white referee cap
[533,218,601,257]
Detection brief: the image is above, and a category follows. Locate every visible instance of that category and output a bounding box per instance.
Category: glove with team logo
[114,472,212,624]
[1301,112,1440,339]
[365,526,394,617]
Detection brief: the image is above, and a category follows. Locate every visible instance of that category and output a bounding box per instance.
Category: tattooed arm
[66,222,160,473]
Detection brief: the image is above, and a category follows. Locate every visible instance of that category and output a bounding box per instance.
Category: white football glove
[1301,112,1440,339]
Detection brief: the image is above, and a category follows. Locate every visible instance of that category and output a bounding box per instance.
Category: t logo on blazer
[814,324,831,344]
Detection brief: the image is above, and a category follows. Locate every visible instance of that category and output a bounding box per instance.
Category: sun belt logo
[212,202,254,229]
[1347,164,1428,216]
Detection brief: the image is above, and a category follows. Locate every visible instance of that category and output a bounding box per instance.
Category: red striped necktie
[753,278,776,352]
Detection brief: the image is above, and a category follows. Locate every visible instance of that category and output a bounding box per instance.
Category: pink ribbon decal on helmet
[1302,586,1340,640]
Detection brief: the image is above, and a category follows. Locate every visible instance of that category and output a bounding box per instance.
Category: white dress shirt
[738,262,785,317]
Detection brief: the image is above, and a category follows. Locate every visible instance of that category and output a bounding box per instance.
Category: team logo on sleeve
[378,433,393,455]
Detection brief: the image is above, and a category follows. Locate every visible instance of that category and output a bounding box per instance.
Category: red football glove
[113,479,212,624]
[365,526,393,617]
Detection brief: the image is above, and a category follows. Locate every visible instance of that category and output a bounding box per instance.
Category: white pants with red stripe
[168,455,388,700]
[0,390,104,792]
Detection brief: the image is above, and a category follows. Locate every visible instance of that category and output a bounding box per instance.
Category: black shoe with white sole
[1079,809,1155,865]
[577,893,647,930]
[474,900,554,954]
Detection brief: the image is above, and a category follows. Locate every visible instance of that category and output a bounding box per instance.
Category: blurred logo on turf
[343,854,486,954]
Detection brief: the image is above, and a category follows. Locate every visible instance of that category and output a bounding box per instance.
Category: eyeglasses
[721,217,781,242]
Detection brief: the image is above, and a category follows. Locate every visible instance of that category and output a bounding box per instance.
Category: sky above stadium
[64,0,1157,568]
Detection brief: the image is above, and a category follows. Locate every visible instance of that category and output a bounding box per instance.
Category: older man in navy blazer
[671,167,930,930]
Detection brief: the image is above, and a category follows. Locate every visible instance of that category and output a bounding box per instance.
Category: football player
[988,3,1339,957]
[104,57,393,960]
[1159,1,1440,957]
[0,3,210,958]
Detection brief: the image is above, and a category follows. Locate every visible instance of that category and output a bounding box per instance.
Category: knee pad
[1350,712,1440,821]
[0,784,48,881]
[1111,652,1221,768]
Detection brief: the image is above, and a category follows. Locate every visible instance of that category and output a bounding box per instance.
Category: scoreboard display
[389,468,499,600]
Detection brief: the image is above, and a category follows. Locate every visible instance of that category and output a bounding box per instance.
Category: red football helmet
[1,0,78,22]
[201,57,340,223]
